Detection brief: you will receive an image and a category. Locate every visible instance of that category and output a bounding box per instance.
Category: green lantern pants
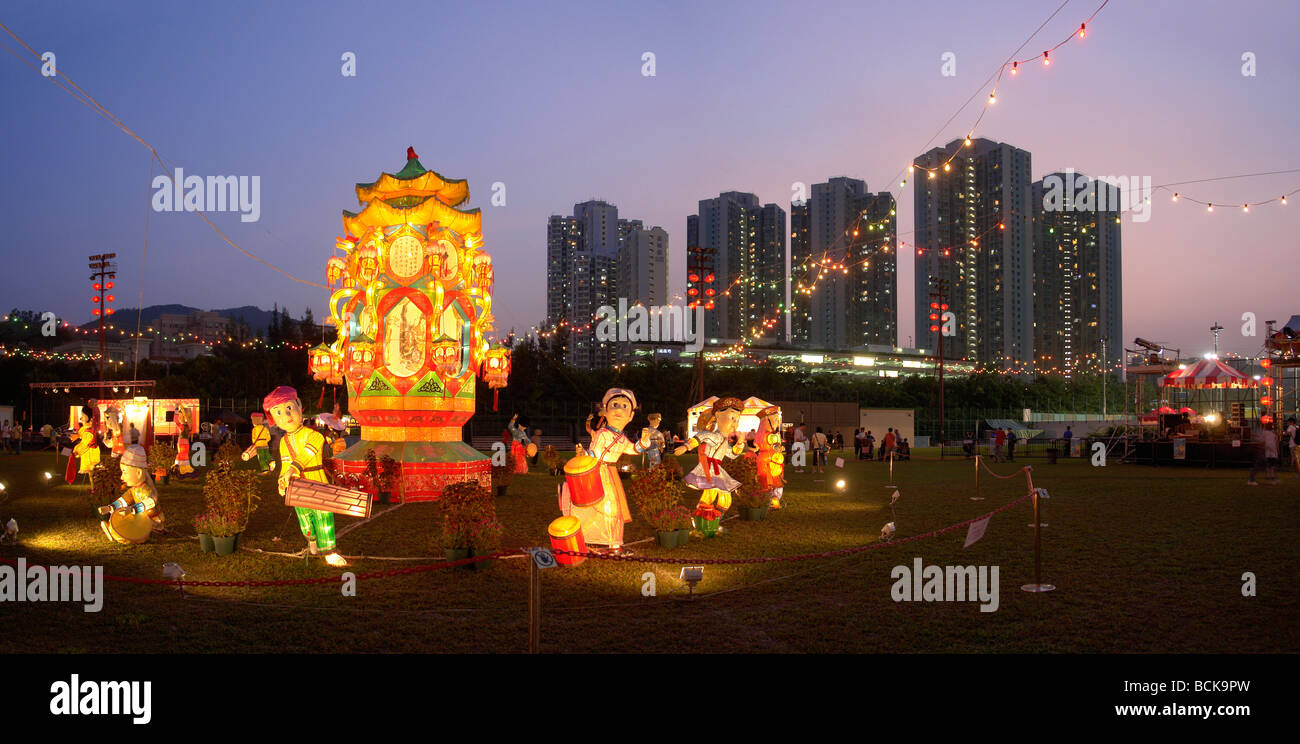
[295,507,336,552]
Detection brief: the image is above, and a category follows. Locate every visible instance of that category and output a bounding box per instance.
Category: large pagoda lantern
[314,147,506,500]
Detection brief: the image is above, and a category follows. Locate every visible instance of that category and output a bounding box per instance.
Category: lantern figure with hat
[98,444,166,544]
[319,147,509,499]
[754,403,785,508]
[555,388,650,553]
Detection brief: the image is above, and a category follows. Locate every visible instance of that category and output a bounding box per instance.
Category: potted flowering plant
[148,442,176,485]
[728,455,770,521]
[692,502,723,538]
[439,480,501,570]
[378,455,400,504]
[194,460,261,556]
[627,464,691,547]
[542,445,561,476]
[491,464,512,497]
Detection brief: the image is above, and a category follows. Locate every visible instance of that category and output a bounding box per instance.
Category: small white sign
[835,457,845,468]
[526,547,558,569]
[964,516,990,548]
[1232,439,1241,448]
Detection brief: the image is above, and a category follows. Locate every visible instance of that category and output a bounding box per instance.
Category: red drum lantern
[563,454,604,507]
[548,515,586,566]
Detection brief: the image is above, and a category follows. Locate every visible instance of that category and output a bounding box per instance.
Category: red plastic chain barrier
[550,492,1034,565]
[978,456,1032,480]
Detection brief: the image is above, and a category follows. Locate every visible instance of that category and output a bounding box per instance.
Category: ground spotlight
[679,566,704,597]
[43,472,53,481]
[835,479,846,491]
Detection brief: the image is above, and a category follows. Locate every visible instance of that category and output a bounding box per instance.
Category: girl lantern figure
[69,404,101,485]
[675,397,746,530]
[562,388,650,554]
[754,405,785,509]
[265,386,348,568]
[98,444,165,544]
[104,407,125,458]
[174,408,195,478]
[507,414,536,474]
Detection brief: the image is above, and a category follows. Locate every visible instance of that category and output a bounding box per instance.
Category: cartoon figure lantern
[99,444,165,544]
[318,147,508,499]
[558,388,650,553]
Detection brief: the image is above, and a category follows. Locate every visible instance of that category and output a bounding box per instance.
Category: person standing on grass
[1248,421,1280,486]
[993,427,1006,463]
[862,430,875,460]
[811,426,829,474]
[1006,428,1018,461]
[882,428,896,461]
[853,428,863,459]
[1062,426,1073,456]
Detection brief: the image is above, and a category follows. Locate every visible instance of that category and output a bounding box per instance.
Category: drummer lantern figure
[675,397,747,522]
[561,388,650,553]
[99,444,165,544]
[507,414,536,474]
[265,386,349,568]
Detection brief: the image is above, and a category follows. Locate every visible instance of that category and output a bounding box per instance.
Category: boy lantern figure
[676,397,746,522]
[562,388,650,552]
[241,411,274,473]
[265,386,348,567]
[98,444,165,544]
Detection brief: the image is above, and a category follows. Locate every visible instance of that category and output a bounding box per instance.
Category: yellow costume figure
[266,386,347,567]
[563,388,649,552]
[677,397,746,522]
[73,405,101,475]
[241,412,274,472]
[99,445,165,544]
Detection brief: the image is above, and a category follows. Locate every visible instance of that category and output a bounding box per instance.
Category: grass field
[0,445,1296,653]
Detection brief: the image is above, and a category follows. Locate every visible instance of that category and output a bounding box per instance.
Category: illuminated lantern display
[319,147,507,500]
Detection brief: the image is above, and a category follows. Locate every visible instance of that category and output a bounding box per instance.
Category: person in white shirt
[1248,422,1280,486]
[811,426,828,474]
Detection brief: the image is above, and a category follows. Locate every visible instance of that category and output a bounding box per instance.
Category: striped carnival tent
[1160,359,1258,389]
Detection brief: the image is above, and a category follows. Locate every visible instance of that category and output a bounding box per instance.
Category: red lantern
[482,346,511,411]
[1260,396,1273,407]
[1261,358,1272,369]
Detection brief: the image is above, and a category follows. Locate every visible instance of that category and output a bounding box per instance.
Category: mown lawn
[0,446,1296,653]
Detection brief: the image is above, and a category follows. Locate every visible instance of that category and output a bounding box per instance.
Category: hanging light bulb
[963,137,972,147]
[1243,204,1249,213]
[1078,23,1086,39]
[1283,195,1288,205]
[988,92,996,104]
[928,170,936,180]
[1043,51,1050,66]
[1207,203,1213,212]
[1172,193,1178,202]
[943,162,951,172]
[1011,61,1018,75]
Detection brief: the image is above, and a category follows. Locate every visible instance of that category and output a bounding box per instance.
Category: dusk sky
[2,0,1296,358]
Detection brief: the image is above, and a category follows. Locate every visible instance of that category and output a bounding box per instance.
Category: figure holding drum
[560,388,649,554]
[98,444,165,544]
[265,386,349,568]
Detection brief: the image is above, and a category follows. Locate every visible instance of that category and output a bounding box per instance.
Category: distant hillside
[79,304,281,334]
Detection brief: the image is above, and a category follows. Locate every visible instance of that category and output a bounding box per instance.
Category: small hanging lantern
[482,346,510,411]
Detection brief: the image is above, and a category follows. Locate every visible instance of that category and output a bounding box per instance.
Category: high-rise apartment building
[913,138,1033,368]
[1032,171,1123,375]
[792,178,896,350]
[687,192,786,344]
